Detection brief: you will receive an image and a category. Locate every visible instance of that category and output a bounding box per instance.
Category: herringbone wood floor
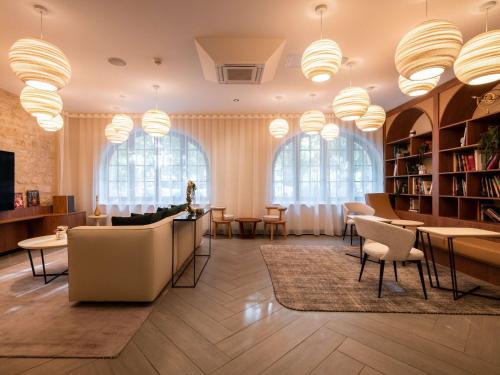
[1,235,499,375]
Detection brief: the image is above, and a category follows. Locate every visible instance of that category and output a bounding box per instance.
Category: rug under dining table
[260,244,500,314]
[0,249,154,358]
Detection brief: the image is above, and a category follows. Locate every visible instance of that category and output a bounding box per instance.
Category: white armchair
[353,217,427,299]
[342,202,375,245]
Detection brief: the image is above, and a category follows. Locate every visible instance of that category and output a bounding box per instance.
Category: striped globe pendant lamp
[142,109,171,137]
[20,85,62,119]
[269,118,289,138]
[398,75,440,97]
[333,87,370,121]
[37,114,63,131]
[320,123,340,141]
[395,19,463,80]
[111,114,134,133]
[300,110,326,135]
[355,105,386,132]
[105,123,129,144]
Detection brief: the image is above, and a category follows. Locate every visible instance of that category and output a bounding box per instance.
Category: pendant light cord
[425,0,428,18]
[349,64,352,87]
[485,6,489,32]
[155,86,159,110]
[39,10,44,39]
[320,10,323,39]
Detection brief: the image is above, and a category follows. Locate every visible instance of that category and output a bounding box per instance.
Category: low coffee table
[235,218,261,238]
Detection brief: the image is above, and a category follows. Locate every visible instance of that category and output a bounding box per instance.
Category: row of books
[480,204,500,223]
[481,175,500,198]
[410,177,432,195]
[452,176,466,196]
[409,198,420,212]
[453,151,499,172]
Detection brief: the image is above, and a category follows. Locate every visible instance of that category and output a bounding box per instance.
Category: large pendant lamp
[395,1,462,80]
[300,110,326,135]
[269,118,289,138]
[301,4,342,83]
[454,2,500,85]
[8,5,71,92]
[399,75,440,97]
[355,105,386,132]
[38,114,63,132]
[105,123,129,144]
[333,63,370,121]
[20,85,62,119]
[111,113,134,133]
[320,123,340,141]
[142,85,171,137]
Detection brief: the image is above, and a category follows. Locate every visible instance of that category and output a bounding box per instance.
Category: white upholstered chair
[263,206,287,240]
[342,202,375,245]
[211,206,234,238]
[352,217,427,299]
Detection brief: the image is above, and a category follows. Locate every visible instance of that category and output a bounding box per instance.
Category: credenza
[0,206,86,254]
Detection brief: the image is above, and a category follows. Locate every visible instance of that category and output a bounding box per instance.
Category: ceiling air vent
[217,64,264,84]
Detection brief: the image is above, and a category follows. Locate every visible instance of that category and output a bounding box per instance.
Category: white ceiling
[0,0,499,114]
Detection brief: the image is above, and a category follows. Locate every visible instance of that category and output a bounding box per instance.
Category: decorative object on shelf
[300,109,326,134]
[94,195,101,216]
[20,86,62,119]
[14,193,24,209]
[142,85,171,137]
[395,0,463,81]
[269,118,289,138]
[333,62,370,121]
[8,5,71,92]
[478,126,500,168]
[398,75,440,97]
[186,180,197,214]
[26,190,40,207]
[355,104,386,132]
[111,113,134,133]
[105,122,128,143]
[474,89,500,114]
[301,4,342,83]
[37,114,63,132]
[410,130,417,137]
[454,1,500,85]
[417,142,430,174]
[320,123,340,141]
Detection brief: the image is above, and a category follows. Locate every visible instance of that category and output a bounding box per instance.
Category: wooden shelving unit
[438,111,500,224]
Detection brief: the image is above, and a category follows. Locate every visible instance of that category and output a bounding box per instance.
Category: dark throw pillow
[111,214,152,226]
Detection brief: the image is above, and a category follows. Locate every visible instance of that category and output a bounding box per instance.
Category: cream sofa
[67,212,204,302]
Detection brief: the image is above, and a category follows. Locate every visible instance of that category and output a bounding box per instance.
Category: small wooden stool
[263,206,287,240]
[211,206,234,239]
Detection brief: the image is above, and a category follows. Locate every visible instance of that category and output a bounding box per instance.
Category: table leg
[418,230,434,288]
[27,248,68,284]
[27,250,36,277]
[426,232,441,287]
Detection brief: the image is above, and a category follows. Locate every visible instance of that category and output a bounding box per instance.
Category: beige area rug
[261,244,500,314]
[0,250,153,358]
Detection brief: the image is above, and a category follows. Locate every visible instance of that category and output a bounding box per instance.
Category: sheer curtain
[57,113,382,234]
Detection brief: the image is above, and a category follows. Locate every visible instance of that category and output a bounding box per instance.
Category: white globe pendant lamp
[269,118,289,138]
[111,113,134,133]
[333,62,370,121]
[395,1,462,80]
[142,85,171,137]
[355,104,386,132]
[399,75,440,97]
[37,114,63,132]
[8,5,71,92]
[454,2,500,85]
[20,85,62,119]
[300,110,326,134]
[321,123,340,141]
[105,123,129,144]
[301,4,342,83]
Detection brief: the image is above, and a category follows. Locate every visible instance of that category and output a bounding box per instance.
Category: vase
[94,195,101,216]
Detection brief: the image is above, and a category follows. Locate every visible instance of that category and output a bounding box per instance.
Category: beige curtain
[57,113,383,235]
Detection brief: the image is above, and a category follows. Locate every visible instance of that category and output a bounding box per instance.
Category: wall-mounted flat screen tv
[0,151,15,211]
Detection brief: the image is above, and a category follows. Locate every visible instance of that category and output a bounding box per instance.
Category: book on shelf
[479,203,500,223]
[393,162,398,176]
[409,177,432,195]
[481,175,500,198]
[486,153,499,170]
[452,176,466,196]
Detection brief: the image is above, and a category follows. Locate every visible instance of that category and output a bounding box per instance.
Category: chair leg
[358,253,368,282]
[283,223,287,239]
[378,260,385,298]
[416,261,428,299]
[214,223,217,239]
[393,261,398,282]
[270,224,274,241]
[350,224,354,245]
[228,223,232,239]
[342,223,347,240]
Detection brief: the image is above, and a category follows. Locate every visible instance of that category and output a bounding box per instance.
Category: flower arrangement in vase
[186,180,197,214]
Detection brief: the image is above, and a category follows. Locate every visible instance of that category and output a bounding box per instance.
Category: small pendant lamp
[333,62,370,121]
[142,85,171,137]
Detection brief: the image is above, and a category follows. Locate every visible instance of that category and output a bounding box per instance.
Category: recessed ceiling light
[108,57,127,67]
[233,98,239,102]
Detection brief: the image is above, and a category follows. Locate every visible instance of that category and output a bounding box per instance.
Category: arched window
[272,131,380,204]
[101,130,209,205]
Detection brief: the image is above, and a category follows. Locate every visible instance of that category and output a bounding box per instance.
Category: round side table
[235,218,262,238]
[390,219,424,229]
[88,214,108,226]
